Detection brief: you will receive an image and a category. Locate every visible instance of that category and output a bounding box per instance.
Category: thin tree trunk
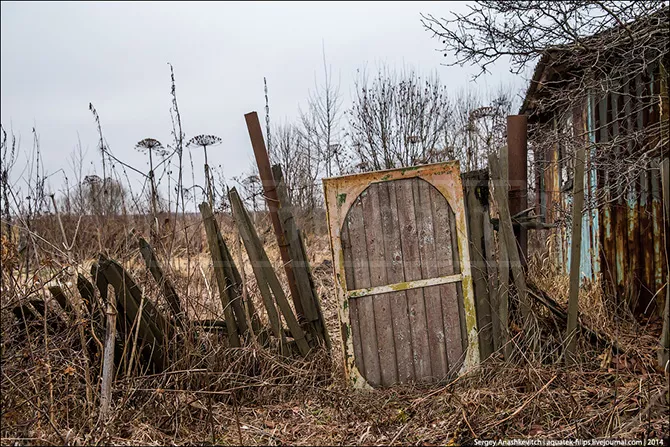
[565,140,586,365]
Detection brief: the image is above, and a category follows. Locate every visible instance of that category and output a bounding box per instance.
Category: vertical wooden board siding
[586,95,601,279]
[629,73,642,297]
[482,212,500,352]
[347,194,382,386]
[361,183,398,386]
[431,185,464,372]
[543,144,553,225]
[594,96,609,291]
[341,220,365,378]
[552,138,563,268]
[395,178,432,380]
[415,179,449,380]
[643,69,657,310]
[463,174,493,360]
[380,181,415,383]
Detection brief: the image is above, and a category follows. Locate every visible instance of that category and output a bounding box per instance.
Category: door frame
[323,161,480,388]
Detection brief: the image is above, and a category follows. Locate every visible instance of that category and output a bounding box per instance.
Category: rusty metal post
[507,115,528,268]
[244,111,305,320]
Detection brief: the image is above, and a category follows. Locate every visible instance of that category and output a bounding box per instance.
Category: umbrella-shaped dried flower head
[187,135,222,148]
[135,138,166,156]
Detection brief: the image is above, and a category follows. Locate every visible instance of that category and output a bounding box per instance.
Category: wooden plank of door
[396,178,432,380]
[341,212,366,379]
[431,186,464,373]
[138,237,185,328]
[415,179,449,380]
[347,193,381,386]
[273,165,324,344]
[361,183,398,386]
[380,181,415,383]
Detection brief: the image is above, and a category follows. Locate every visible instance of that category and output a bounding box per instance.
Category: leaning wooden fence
[10,182,332,414]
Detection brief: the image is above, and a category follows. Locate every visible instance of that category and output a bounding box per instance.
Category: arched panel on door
[324,162,479,389]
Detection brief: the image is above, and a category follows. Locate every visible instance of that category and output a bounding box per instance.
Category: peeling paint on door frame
[323,161,480,389]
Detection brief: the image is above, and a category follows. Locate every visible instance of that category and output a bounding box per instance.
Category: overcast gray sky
[1,1,526,205]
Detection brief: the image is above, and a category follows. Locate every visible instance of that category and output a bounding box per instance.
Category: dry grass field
[1,210,667,446]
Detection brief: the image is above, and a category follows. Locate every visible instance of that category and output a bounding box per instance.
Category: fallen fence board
[214,222,251,337]
[272,164,330,349]
[98,255,172,372]
[228,189,310,358]
[229,187,287,352]
[297,229,332,350]
[139,237,184,328]
[199,202,240,348]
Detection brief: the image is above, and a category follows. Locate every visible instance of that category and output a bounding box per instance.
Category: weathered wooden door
[324,162,479,388]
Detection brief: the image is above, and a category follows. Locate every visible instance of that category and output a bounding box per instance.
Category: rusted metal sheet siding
[543,103,598,281]
[539,62,667,315]
[543,120,565,271]
[576,99,597,281]
[586,95,601,279]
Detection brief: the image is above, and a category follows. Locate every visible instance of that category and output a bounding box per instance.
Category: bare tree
[348,67,453,171]
[300,43,345,178]
[234,171,264,213]
[260,74,328,225]
[268,122,320,211]
[63,174,127,216]
[422,1,668,78]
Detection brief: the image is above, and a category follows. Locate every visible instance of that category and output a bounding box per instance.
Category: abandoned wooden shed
[520,6,669,316]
